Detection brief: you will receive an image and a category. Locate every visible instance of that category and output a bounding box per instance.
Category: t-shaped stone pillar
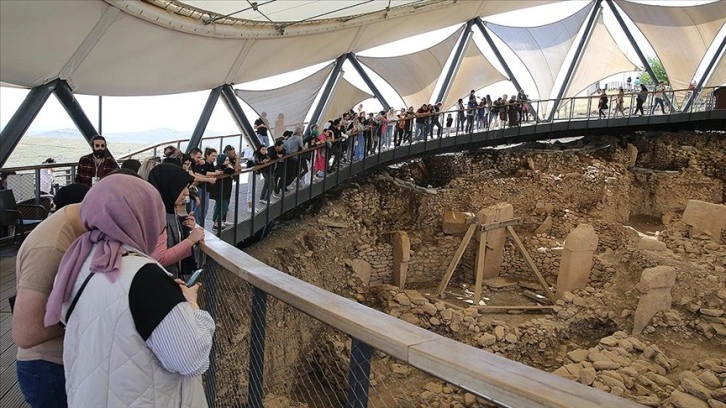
[392,231,410,289]
[632,266,677,335]
[477,203,514,280]
[556,224,598,298]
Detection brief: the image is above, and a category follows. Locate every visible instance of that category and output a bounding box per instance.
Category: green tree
[638,57,669,85]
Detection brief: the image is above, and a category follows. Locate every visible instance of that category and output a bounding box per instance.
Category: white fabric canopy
[616,0,726,92]
[485,3,593,100]
[320,78,374,124]
[0,0,553,95]
[565,15,638,98]
[358,27,463,109]
[706,53,726,87]
[234,64,333,138]
[443,41,508,109]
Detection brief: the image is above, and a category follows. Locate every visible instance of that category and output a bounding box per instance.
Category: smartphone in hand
[186,269,203,287]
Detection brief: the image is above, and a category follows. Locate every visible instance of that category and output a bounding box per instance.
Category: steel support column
[0,80,57,167]
[475,18,538,118]
[475,18,526,99]
[683,39,726,112]
[220,84,261,150]
[347,338,373,408]
[605,0,672,107]
[547,1,602,122]
[188,86,223,152]
[346,53,391,111]
[306,54,347,134]
[98,96,103,135]
[435,19,475,105]
[54,80,100,145]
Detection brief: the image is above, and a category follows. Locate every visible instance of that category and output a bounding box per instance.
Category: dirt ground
[242,130,726,408]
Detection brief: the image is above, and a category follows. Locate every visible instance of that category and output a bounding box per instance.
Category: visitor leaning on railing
[44,175,214,407]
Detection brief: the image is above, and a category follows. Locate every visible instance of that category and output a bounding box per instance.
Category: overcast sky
[0,0,722,136]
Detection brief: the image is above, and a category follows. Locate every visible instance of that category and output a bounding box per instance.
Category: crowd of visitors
[12,161,213,407]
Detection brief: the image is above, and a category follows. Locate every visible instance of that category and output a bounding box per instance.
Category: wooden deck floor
[0,251,29,408]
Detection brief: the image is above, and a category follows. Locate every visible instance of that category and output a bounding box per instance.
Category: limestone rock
[636,395,661,407]
[633,267,677,336]
[477,333,497,347]
[580,367,596,385]
[442,211,472,236]
[698,371,721,389]
[535,216,553,235]
[636,266,677,292]
[670,390,709,408]
[682,200,726,242]
[567,349,589,363]
[638,237,668,251]
[713,388,726,403]
[682,378,713,401]
[349,259,372,285]
[563,224,599,252]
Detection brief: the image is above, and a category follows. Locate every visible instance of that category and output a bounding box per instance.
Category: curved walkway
[217,109,726,245]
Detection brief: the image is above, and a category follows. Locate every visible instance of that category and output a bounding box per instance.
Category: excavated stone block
[638,237,668,251]
[682,200,726,241]
[442,211,472,236]
[633,289,673,336]
[563,224,599,252]
[636,266,677,292]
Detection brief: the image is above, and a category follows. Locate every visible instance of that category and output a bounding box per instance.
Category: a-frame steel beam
[435,19,475,106]
[220,84,261,150]
[475,17,538,118]
[188,86,223,152]
[605,0,672,107]
[306,54,347,134]
[475,18,525,99]
[683,39,726,112]
[548,0,602,122]
[54,80,101,145]
[346,53,391,111]
[0,81,57,167]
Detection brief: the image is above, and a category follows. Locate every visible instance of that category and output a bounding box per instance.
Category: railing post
[248,287,268,408]
[34,168,41,205]
[347,338,373,408]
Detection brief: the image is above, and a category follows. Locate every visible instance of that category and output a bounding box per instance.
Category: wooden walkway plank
[0,254,26,408]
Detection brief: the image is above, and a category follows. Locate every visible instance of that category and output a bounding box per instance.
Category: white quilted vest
[61,245,208,408]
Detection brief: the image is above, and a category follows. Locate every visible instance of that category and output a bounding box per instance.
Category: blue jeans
[257,133,270,147]
[17,360,67,408]
[194,188,210,225]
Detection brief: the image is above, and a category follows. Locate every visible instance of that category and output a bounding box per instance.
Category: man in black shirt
[268,140,287,199]
[254,113,270,147]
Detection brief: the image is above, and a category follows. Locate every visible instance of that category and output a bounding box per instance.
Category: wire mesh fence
[197,257,501,408]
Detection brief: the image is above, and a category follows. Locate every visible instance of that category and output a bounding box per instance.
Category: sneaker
[222,221,234,227]
[259,198,269,204]
[271,193,281,200]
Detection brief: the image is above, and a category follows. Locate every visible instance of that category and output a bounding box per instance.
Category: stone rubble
[240,131,726,408]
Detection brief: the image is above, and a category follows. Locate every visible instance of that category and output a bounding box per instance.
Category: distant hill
[26,127,212,145]
[5,127,231,168]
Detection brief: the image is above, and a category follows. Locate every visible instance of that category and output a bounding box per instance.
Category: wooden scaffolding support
[434,216,556,305]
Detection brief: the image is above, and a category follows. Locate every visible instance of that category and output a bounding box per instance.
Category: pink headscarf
[44,174,166,327]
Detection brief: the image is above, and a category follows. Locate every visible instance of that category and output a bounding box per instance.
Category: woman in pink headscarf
[44,174,214,407]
